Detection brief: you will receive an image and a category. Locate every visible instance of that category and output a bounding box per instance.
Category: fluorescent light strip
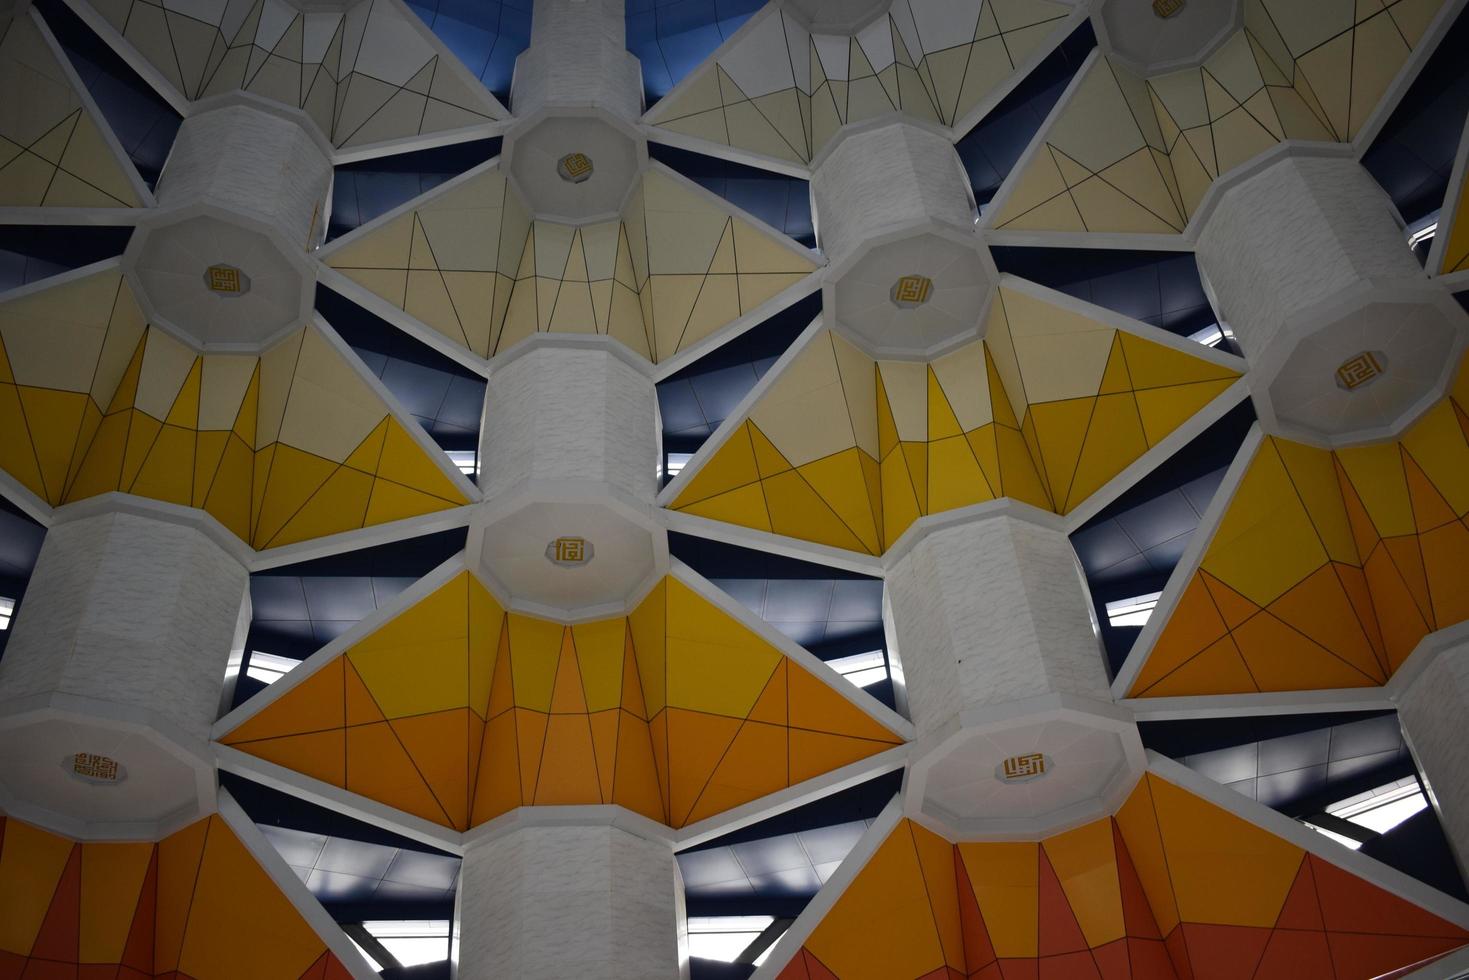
[0,595,12,630]
[827,649,887,688]
[1105,592,1161,628]
[245,651,301,685]
[1329,778,1428,834]
[445,450,478,477]
[663,452,693,478]
[361,921,451,968]
[1302,822,1364,850]
[688,916,773,964]
[1187,323,1233,348]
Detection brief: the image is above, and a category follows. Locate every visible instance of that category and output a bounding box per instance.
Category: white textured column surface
[456,825,681,980]
[511,0,641,122]
[156,103,333,249]
[1194,152,1466,441]
[0,511,247,741]
[811,122,974,271]
[1195,156,1422,357]
[885,515,1108,738]
[480,346,657,501]
[1397,648,1469,876]
[811,121,990,355]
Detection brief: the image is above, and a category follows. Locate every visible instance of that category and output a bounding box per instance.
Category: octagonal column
[125,101,331,349]
[455,823,684,980]
[468,341,666,619]
[1395,645,1469,878]
[502,0,646,222]
[884,511,1142,838]
[0,510,248,838]
[811,121,992,356]
[1195,151,1469,444]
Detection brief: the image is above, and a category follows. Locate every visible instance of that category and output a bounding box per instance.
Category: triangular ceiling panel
[78,0,502,148]
[322,164,819,364]
[1126,354,1469,697]
[0,813,357,979]
[0,12,143,208]
[772,770,1469,979]
[218,567,905,831]
[991,0,1441,233]
[0,267,471,550]
[668,284,1242,554]
[646,3,1072,168]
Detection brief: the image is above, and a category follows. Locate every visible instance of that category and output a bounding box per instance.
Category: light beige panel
[199,355,259,429]
[748,333,856,467]
[0,270,127,391]
[133,328,198,420]
[982,294,1030,425]
[831,331,878,458]
[254,327,305,449]
[877,359,927,442]
[1000,288,1113,405]
[273,325,386,461]
[931,339,992,431]
[1046,59,1146,174]
[89,280,149,408]
[641,172,731,276]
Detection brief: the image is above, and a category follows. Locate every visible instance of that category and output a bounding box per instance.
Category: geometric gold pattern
[0,268,470,550]
[0,813,354,979]
[80,0,501,149]
[993,0,1444,233]
[220,570,904,831]
[647,3,1072,166]
[1129,352,1469,697]
[323,166,819,363]
[0,13,141,207]
[670,285,1242,554]
[773,772,1469,980]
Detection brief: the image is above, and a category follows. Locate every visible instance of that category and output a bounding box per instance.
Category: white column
[512,0,641,123]
[456,824,683,980]
[0,511,248,838]
[468,343,665,618]
[885,513,1108,738]
[810,121,990,356]
[885,512,1142,838]
[1396,646,1469,878]
[1195,152,1468,442]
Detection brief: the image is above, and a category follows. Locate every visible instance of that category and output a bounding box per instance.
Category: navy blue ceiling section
[236,527,466,706]
[33,0,181,190]
[0,225,132,292]
[628,0,766,106]
[669,530,892,705]
[676,769,900,918]
[404,0,531,104]
[316,284,487,453]
[1140,710,1467,901]
[649,143,814,246]
[0,495,45,664]
[1072,399,1256,679]
[1362,3,1469,224]
[328,138,503,241]
[658,290,820,458]
[991,245,1222,345]
[959,19,1095,208]
[222,771,461,921]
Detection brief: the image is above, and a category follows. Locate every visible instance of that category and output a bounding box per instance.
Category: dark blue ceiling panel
[676,769,900,918]
[328,138,503,241]
[33,0,182,190]
[628,0,766,106]
[658,291,819,458]
[223,772,460,920]
[1362,3,1469,224]
[0,226,133,293]
[316,283,487,453]
[1072,400,1256,678]
[991,245,1220,343]
[237,528,466,705]
[649,143,814,246]
[404,0,531,104]
[958,20,1095,208]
